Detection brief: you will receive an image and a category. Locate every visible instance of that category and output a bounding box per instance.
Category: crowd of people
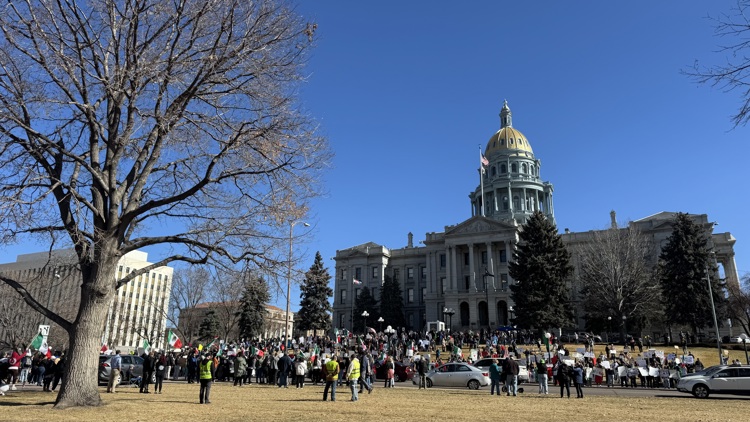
[0,326,735,403]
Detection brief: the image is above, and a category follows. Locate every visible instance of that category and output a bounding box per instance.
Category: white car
[729,335,749,344]
[426,362,490,390]
[676,365,750,398]
[472,357,530,383]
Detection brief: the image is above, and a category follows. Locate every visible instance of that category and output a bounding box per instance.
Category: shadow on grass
[0,401,55,407]
[652,395,750,401]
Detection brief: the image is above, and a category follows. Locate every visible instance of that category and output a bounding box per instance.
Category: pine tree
[509,211,574,331]
[353,286,379,333]
[296,251,333,336]
[659,213,723,333]
[379,274,406,330]
[198,309,221,342]
[237,274,271,341]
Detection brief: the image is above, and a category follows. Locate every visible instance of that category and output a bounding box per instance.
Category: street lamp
[361,310,369,333]
[705,264,723,365]
[443,307,455,332]
[509,306,515,323]
[607,316,612,343]
[377,317,384,332]
[544,332,551,356]
[284,220,309,350]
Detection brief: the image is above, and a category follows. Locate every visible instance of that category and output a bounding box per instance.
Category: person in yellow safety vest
[198,352,215,404]
[346,353,360,402]
[322,355,339,401]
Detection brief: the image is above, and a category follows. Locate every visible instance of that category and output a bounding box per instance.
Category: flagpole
[479,146,485,217]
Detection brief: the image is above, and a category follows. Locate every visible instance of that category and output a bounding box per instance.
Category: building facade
[0,249,173,351]
[177,302,294,343]
[332,101,740,336]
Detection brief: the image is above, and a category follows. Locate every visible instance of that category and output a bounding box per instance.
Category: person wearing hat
[537,358,549,395]
[346,352,361,402]
[199,352,215,404]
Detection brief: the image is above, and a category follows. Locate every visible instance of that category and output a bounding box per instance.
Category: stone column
[468,243,476,292]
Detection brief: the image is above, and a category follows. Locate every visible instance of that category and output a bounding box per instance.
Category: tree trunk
[54,260,117,408]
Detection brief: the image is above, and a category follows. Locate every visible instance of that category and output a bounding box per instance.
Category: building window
[440,277,447,294]
[372,266,379,279]
[407,288,414,303]
[501,274,508,290]
[522,163,527,173]
[440,254,446,268]
[464,253,469,266]
[464,276,470,290]
[481,251,487,264]
[503,196,509,210]
[500,249,507,263]
[341,289,347,304]
[342,269,347,281]
[420,267,426,279]
[501,164,506,173]
[513,196,520,210]
[339,314,346,328]
[421,287,426,302]
[511,163,517,173]
[393,268,400,281]
[407,268,414,279]
[491,166,496,176]
[372,287,378,300]
[355,288,361,298]
[355,267,362,281]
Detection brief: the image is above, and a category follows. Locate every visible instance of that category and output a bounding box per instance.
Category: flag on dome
[480,152,489,167]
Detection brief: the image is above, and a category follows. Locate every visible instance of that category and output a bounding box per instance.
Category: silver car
[98,354,154,384]
[472,357,529,383]
[426,362,490,390]
[676,365,750,398]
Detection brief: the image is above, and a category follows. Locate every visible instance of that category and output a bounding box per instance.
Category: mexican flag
[334,328,340,344]
[377,351,387,364]
[168,330,183,349]
[40,341,50,357]
[30,332,44,350]
[143,339,151,352]
[453,345,462,357]
[310,345,320,362]
[205,338,218,351]
[100,343,108,353]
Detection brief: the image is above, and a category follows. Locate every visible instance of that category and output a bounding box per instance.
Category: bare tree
[684,0,750,127]
[0,0,328,408]
[577,225,662,338]
[727,274,750,336]
[169,267,212,348]
[211,268,244,342]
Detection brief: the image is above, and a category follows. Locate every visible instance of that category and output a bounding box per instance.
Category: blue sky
[3,1,748,313]
[287,0,750,309]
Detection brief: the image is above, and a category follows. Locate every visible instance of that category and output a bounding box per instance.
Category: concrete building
[177,302,294,343]
[0,249,173,350]
[332,101,740,337]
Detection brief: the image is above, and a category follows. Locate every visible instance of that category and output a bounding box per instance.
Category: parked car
[425,362,490,390]
[98,354,154,385]
[730,334,750,344]
[374,360,415,382]
[472,357,529,383]
[676,365,750,398]
[577,332,603,343]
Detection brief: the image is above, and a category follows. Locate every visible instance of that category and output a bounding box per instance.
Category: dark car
[374,361,415,382]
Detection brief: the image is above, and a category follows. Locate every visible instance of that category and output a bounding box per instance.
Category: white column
[468,243,476,291]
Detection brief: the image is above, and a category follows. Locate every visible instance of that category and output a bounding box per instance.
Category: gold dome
[485,126,533,155]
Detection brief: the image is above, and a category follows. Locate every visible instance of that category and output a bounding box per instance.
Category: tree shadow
[0,401,56,407]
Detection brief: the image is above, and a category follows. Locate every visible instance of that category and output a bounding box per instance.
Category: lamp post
[377,317,384,332]
[443,307,455,332]
[544,332,551,356]
[705,265,723,365]
[607,316,612,343]
[509,306,514,324]
[622,315,627,344]
[361,310,369,334]
[284,220,309,350]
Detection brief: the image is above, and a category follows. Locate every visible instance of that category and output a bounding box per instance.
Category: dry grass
[0,378,748,422]
[0,346,747,422]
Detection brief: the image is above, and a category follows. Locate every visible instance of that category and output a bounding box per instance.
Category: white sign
[470,349,478,361]
[38,325,50,336]
[601,361,611,369]
[684,356,694,365]
[648,367,660,377]
[638,367,648,376]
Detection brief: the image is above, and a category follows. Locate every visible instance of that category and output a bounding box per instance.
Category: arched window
[511,163,517,173]
[500,164,507,173]
[460,302,470,327]
[497,300,508,326]
[491,166,496,177]
[500,139,505,146]
[513,195,520,210]
[503,196,509,210]
[522,163,527,174]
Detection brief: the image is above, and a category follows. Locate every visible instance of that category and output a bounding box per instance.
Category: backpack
[22,356,32,368]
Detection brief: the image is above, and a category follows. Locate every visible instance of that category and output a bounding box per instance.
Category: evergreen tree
[296,252,333,336]
[659,213,723,333]
[237,274,271,341]
[353,286,379,333]
[509,211,574,331]
[379,274,406,330]
[198,309,220,342]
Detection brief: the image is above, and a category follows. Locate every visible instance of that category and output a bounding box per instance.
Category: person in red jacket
[8,347,24,391]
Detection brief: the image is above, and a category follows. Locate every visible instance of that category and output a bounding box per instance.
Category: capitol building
[331,101,740,337]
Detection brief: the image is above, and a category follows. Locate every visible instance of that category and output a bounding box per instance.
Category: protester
[106,350,122,393]
[198,353,215,404]
[322,355,339,402]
